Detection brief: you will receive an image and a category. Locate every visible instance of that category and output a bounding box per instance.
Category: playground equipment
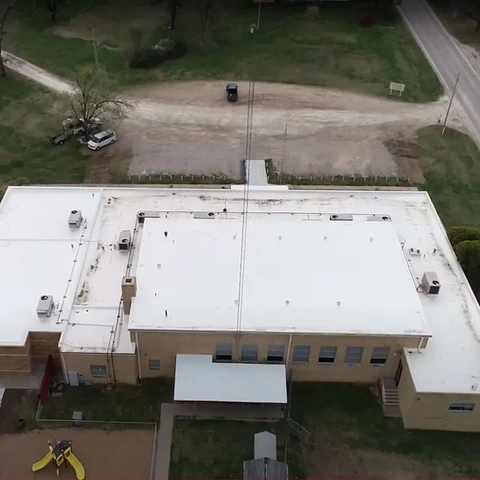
[32,440,86,479]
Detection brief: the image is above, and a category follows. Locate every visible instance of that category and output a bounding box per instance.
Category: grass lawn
[290,382,480,477]
[0,74,87,191]
[170,420,305,480]
[5,0,442,101]
[38,379,172,423]
[413,126,480,228]
[428,0,480,49]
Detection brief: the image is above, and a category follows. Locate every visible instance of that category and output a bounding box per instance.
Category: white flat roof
[129,212,430,336]
[0,185,479,394]
[174,354,287,403]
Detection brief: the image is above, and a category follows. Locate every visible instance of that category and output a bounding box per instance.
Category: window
[149,359,160,371]
[215,343,232,362]
[241,345,258,363]
[370,347,390,365]
[449,403,475,412]
[292,345,311,364]
[344,347,363,365]
[90,365,108,378]
[319,346,337,364]
[267,345,285,363]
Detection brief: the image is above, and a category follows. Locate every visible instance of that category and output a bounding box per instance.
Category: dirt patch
[384,134,426,183]
[53,0,168,48]
[123,81,458,179]
[0,428,154,479]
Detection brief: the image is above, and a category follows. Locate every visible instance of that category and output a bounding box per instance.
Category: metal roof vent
[137,212,146,224]
[367,214,391,222]
[422,272,441,295]
[68,210,83,229]
[330,214,353,221]
[118,230,131,251]
[194,212,216,220]
[37,295,54,317]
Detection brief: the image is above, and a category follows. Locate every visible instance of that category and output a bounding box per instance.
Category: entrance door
[394,360,403,387]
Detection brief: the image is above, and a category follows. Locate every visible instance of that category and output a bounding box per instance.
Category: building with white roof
[1,184,480,431]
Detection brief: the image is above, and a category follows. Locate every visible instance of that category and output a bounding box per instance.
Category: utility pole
[442,72,460,135]
[279,124,288,183]
[257,2,262,29]
[91,25,99,68]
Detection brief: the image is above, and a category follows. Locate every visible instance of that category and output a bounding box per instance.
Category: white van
[87,130,116,151]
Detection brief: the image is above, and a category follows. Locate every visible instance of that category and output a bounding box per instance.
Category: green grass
[0,74,87,188]
[414,126,480,228]
[428,0,480,49]
[290,383,480,476]
[170,420,305,480]
[39,379,172,422]
[6,0,442,100]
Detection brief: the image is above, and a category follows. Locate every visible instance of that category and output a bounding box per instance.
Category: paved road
[399,0,480,142]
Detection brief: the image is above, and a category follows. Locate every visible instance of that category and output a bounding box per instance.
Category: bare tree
[195,0,216,47]
[43,0,64,22]
[69,66,132,139]
[0,2,16,78]
[465,0,480,31]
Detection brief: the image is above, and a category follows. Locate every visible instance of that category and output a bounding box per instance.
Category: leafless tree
[68,66,132,139]
[195,0,216,47]
[0,2,16,78]
[464,0,480,31]
[42,0,64,22]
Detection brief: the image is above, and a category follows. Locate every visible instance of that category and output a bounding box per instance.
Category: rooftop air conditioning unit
[422,272,441,295]
[68,210,83,229]
[37,295,54,317]
[118,230,132,251]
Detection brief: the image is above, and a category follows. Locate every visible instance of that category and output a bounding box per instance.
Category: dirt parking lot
[119,81,463,181]
[0,428,154,480]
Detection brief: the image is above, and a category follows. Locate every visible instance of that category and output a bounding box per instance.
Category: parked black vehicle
[226,83,238,102]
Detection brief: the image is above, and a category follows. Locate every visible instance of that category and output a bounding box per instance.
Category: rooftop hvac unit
[330,214,353,221]
[422,272,441,295]
[37,295,54,317]
[68,210,83,229]
[118,230,132,251]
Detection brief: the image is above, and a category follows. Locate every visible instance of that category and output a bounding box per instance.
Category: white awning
[174,354,287,404]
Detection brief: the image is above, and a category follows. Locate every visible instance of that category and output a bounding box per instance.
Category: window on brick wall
[449,403,475,412]
[215,343,233,362]
[344,347,363,365]
[318,346,337,364]
[370,347,390,365]
[241,345,258,362]
[149,359,160,371]
[90,365,108,378]
[267,345,284,363]
[292,345,311,364]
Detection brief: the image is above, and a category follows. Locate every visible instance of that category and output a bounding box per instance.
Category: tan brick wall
[398,356,480,432]
[29,332,61,362]
[136,331,423,381]
[62,352,137,385]
[0,349,31,376]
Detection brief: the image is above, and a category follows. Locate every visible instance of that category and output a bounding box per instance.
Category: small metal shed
[254,431,277,460]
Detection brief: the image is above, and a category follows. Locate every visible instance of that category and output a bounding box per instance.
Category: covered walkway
[174,354,288,404]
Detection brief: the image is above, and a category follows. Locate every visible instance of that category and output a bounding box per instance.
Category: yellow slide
[32,452,54,472]
[66,452,86,480]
